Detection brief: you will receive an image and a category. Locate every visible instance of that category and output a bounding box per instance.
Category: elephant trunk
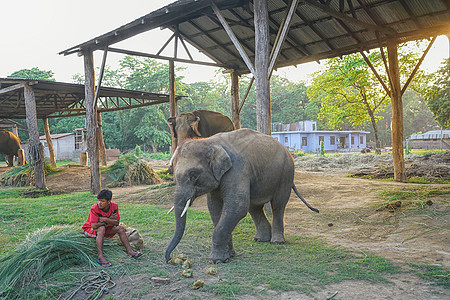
[165,204,187,262]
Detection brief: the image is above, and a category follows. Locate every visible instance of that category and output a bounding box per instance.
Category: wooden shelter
[0,78,179,190]
[60,0,450,190]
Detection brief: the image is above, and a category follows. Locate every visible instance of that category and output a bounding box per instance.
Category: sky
[0,0,448,85]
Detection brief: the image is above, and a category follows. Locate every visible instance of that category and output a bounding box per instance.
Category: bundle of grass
[105,152,162,186]
[124,159,162,185]
[1,163,60,187]
[1,164,34,186]
[0,226,97,298]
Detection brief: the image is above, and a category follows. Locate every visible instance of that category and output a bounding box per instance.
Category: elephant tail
[292,185,319,213]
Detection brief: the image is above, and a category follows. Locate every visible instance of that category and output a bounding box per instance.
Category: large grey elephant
[167,110,235,146]
[165,129,318,264]
[0,129,25,167]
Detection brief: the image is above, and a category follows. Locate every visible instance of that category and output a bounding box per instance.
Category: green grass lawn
[0,187,448,299]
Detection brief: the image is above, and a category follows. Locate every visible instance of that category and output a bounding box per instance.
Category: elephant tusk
[169,148,178,166]
[180,199,191,218]
[167,206,175,214]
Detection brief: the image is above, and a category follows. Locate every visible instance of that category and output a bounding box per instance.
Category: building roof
[0,78,181,119]
[409,130,450,140]
[272,130,370,135]
[39,133,74,140]
[59,0,450,75]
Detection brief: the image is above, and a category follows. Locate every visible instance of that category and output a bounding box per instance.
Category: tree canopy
[7,67,55,81]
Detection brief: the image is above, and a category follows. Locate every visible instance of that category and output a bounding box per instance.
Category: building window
[302,137,307,146]
[284,137,288,143]
[330,136,335,145]
[351,136,355,145]
[360,136,364,144]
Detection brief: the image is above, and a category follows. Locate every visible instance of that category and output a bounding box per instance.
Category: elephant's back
[0,130,21,154]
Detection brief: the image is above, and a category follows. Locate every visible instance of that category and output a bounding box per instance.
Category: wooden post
[254,0,271,135]
[84,51,101,194]
[43,118,57,168]
[97,111,107,166]
[387,43,406,182]
[231,70,241,129]
[23,84,46,189]
[169,60,178,153]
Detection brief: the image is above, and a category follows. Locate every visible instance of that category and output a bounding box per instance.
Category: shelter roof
[59,0,450,75]
[0,78,179,119]
[39,132,74,140]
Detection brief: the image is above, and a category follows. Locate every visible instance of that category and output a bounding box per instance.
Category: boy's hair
[97,189,112,201]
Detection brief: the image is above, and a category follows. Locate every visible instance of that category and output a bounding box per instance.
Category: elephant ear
[167,117,177,138]
[209,145,232,181]
[190,116,202,137]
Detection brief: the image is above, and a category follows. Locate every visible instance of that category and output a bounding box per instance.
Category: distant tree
[307,41,429,151]
[271,75,309,124]
[8,67,55,81]
[425,59,450,129]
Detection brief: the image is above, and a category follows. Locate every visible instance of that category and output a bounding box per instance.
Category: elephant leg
[207,191,235,259]
[6,155,13,167]
[270,185,291,244]
[249,205,272,242]
[209,194,248,263]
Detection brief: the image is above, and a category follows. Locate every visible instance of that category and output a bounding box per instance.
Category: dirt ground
[3,154,449,299]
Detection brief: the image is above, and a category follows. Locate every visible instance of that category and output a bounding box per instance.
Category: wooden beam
[211,1,256,76]
[169,60,178,153]
[97,111,107,167]
[268,0,299,76]
[401,36,436,95]
[0,83,24,95]
[360,51,390,95]
[239,76,254,113]
[93,47,108,110]
[43,118,57,168]
[107,47,220,67]
[387,43,406,182]
[254,0,272,135]
[23,84,46,189]
[84,51,101,194]
[231,70,241,129]
[303,0,397,36]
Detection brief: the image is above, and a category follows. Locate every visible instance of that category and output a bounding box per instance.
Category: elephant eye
[188,170,200,183]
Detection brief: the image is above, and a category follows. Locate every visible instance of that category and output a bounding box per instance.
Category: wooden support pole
[387,43,406,182]
[23,84,46,189]
[254,0,271,135]
[231,70,241,129]
[169,60,178,153]
[84,51,101,194]
[97,111,107,166]
[43,118,57,168]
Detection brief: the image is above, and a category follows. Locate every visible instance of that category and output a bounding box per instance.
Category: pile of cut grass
[104,153,162,186]
[0,226,97,299]
[1,163,60,187]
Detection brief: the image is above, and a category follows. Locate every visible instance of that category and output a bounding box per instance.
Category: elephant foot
[210,249,232,264]
[270,237,286,245]
[253,236,270,242]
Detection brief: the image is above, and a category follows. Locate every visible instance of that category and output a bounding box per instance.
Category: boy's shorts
[83,226,116,238]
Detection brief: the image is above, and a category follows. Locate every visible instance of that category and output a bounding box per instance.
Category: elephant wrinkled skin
[0,129,25,167]
[165,129,309,264]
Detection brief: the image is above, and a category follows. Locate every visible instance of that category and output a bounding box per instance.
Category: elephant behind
[165,128,318,264]
[0,129,25,167]
[167,110,235,146]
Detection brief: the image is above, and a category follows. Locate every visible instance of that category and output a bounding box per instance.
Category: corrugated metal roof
[409,130,450,140]
[59,0,450,75]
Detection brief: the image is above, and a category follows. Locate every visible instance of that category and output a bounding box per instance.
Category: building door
[339,137,346,148]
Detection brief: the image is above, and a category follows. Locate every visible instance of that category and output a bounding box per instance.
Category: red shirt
[82,202,120,234]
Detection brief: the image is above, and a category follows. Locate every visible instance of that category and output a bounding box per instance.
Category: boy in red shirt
[82,189,142,267]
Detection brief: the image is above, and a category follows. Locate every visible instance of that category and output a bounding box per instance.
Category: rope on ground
[65,270,116,300]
